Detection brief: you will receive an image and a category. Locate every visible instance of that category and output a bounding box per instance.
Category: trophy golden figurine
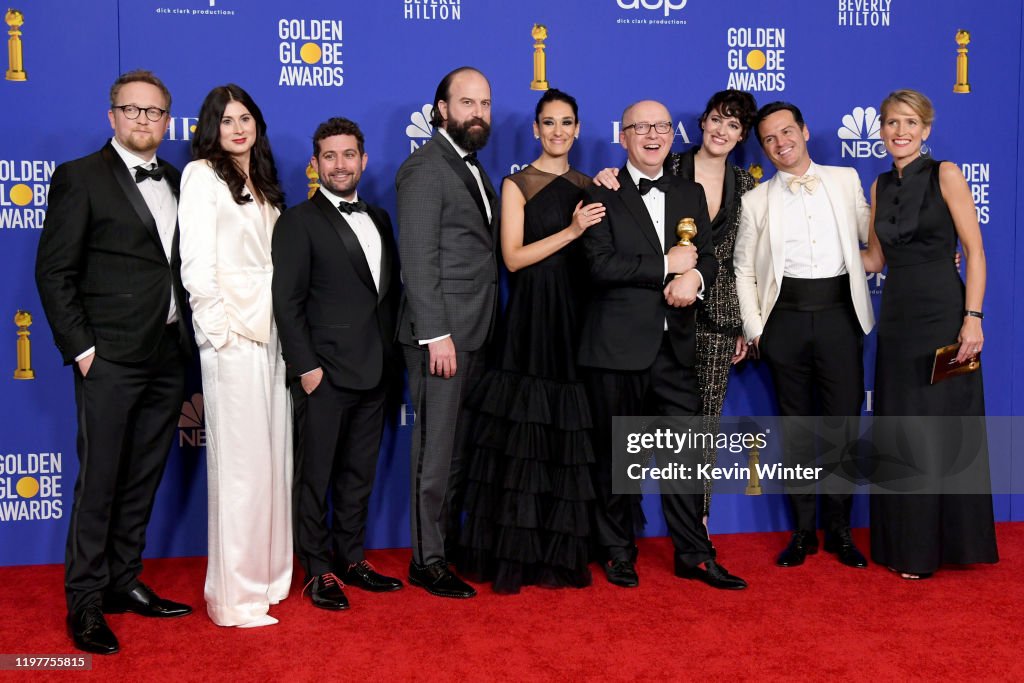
[14,310,34,380]
[5,8,27,82]
[305,162,320,199]
[530,24,549,91]
[953,29,971,94]
[745,444,762,496]
[675,217,697,246]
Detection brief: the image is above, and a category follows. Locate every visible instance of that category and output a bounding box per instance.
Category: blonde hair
[880,89,934,126]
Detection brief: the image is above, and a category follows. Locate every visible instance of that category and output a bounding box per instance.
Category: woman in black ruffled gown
[460,89,606,593]
[863,89,998,579]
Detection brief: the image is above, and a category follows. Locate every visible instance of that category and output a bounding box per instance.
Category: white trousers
[200,325,292,626]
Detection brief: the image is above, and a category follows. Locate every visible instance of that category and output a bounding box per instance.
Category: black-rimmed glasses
[112,104,167,122]
[622,121,673,135]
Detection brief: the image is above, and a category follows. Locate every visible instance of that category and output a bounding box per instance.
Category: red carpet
[1,524,1021,681]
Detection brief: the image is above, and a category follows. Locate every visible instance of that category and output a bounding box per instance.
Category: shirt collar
[110,136,157,170]
[319,185,359,207]
[437,127,470,159]
[625,160,664,188]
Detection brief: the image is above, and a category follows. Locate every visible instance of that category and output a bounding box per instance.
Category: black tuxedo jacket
[272,191,401,391]
[578,166,717,371]
[35,141,191,365]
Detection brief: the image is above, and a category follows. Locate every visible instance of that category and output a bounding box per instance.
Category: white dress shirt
[776,162,847,279]
[319,186,382,291]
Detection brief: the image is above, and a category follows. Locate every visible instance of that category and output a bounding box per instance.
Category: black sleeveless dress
[459,166,595,593]
[869,155,998,574]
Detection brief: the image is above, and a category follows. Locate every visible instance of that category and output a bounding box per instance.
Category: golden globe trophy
[953,29,971,94]
[530,24,549,91]
[14,310,34,380]
[672,217,697,280]
[5,8,27,81]
[745,443,762,496]
[306,162,320,199]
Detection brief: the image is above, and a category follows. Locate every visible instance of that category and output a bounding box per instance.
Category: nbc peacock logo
[406,104,434,154]
[838,106,885,159]
[178,393,206,448]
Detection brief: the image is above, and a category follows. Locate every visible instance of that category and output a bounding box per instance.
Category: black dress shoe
[776,530,819,567]
[824,528,868,568]
[675,559,748,590]
[343,560,403,592]
[103,582,192,618]
[305,573,350,610]
[68,605,119,655]
[408,561,476,598]
[603,560,639,588]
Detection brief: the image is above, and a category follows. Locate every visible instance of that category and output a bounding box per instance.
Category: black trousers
[759,284,863,534]
[584,334,714,569]
[291,378,386,577]
[65,326,186,613]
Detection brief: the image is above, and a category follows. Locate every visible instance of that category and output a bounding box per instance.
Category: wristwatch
[964,310,984,320]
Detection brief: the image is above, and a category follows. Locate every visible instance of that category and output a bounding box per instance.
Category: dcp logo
[838,106,886,159]
[617,0,687,16]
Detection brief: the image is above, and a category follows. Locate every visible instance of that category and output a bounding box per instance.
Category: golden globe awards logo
[0,159,52,229]
[726,28,786,91]
[278,18,344,87]
[0,451,63,521]
[404,0,462,21]
[961,163,990,225]
[838,0,891,27]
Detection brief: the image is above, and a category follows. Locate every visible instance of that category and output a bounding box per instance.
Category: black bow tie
[134,164,164,183]
[338,199,368,214]
[637,175,670,196]
[463,153,480,168]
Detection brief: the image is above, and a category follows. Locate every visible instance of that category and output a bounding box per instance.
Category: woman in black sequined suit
[595,90,758,517]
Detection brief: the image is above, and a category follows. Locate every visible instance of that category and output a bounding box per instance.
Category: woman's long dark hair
[191,84,284,211]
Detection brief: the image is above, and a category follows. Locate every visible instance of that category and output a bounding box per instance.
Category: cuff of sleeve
[74,347,95,363]
[694,270,705,301]
[419,333,451,345]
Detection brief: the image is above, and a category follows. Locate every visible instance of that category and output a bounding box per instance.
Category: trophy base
[5,70,27,81]
[953,84,970,93]
[13,369,34,380]
[530,80,549,91]
[744,485,762,496]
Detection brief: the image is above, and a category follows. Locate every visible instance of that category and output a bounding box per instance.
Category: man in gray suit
[396,66,498,598]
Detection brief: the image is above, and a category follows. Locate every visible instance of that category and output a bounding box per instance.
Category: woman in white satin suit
[178,84,291,628]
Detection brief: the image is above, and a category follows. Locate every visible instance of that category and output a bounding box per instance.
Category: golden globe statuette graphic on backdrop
[530,24,549,91]
[954,29,971,94]
[13,310,34,380]
[306,162,320,199]
[748,163,763,185]
[5,8,27,81]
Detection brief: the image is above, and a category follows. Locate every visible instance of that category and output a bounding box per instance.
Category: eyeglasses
[113,104,168,122]
[623,121,673,135]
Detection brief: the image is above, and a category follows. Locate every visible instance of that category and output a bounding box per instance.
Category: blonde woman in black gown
[862,89,997,579]
[595,89,758,518]
[460,89,605,593]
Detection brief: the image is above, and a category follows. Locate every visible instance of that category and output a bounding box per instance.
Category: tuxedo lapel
[312,191,376,294]
[663,178,686,252]
[434,134,490,226]
[368,206,393,303]
[766,174,786,286]
[101,143,163,253]
[617,166,662,255]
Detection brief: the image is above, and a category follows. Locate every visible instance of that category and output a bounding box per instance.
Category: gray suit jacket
[395,132,499,351]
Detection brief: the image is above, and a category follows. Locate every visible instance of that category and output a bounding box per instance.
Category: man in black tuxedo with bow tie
[273,118,403,611]
[36,70,193,655]
[579,100,746,590]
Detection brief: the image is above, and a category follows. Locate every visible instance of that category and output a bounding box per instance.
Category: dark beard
[445,116,491,152]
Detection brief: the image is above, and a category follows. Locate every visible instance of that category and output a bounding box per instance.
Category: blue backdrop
[1,0,1020,566]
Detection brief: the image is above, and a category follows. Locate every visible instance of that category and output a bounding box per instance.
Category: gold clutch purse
[930,342,981,385]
